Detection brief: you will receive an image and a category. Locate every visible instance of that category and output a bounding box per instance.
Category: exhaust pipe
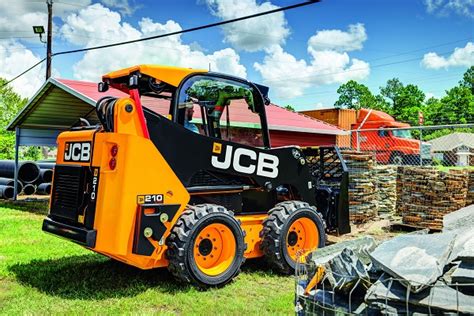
[23,184,36,196]
[0,177,23,193]
[40,169,53,183]
[0,185,14,199]
[37,183,52,195]
[0,160,41,184]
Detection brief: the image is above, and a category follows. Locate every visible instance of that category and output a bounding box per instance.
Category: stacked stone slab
[373,165,397,215]
[397,166,469,230]
[342,151,378,223]
[467,170,474,206]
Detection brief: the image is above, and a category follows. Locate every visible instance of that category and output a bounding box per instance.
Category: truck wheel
[166,204,246,287]
[390,152,404,165]
[260,201,326,274]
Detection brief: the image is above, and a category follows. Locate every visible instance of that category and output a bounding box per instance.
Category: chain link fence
[348,123,474,167]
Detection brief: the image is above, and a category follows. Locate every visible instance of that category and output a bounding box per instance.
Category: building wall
[269,130,336,147]
[300,108,356,148]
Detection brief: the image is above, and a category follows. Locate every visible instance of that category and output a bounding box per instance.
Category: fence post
[356,130,360,152]
[419,127,423,166]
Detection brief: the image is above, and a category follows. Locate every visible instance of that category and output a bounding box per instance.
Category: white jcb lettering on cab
[64,142,92,162]
[211,143,279,179]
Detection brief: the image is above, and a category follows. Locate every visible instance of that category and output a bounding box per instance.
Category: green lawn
[0,203,294,315]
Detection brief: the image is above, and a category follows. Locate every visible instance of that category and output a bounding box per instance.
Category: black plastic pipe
[37,183,52,195]
[0,185,14,199]
[0,160,41,184]
[23,184,36,195]
[40,169,53,183]
[0,177,23,193]
[37,162,56,170]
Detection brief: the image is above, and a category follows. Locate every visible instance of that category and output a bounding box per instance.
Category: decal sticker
[211,144,279,178]
[212,142,222,154]
[137,194,164,204]
[64,141,91,162]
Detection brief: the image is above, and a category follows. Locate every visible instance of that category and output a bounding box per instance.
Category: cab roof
[102,64,208,87]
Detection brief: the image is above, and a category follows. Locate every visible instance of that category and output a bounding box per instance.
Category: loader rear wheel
[166,204,245,287]
[260,201,326,274]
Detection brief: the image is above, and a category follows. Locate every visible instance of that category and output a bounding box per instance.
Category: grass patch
[0,206,294,314]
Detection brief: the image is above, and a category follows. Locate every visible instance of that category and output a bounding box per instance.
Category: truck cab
[351,109,431,164]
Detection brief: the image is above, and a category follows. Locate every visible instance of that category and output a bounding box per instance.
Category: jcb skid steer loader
[43,65,350,287]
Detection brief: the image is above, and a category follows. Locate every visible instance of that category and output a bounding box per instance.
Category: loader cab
[172,74,271,148]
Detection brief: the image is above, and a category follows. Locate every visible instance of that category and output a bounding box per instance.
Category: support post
[46,0,53,79]
[13,128,20,201]
[419,128,423,166]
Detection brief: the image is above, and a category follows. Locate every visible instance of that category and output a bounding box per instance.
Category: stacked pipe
[0,160,54,200]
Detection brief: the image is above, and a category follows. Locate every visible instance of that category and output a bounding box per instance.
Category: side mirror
[98,81,109,92]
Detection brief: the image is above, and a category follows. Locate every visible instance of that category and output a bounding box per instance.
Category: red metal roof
[56,78,344,135]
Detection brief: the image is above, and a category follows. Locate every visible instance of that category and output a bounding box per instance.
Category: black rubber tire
[166,204,246,287]
[260,201,326,274]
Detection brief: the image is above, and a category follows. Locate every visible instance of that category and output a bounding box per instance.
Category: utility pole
[46,0,53,79]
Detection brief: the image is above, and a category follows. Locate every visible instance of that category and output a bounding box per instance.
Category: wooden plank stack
[396,167,469,230]
[373,165,397,215]
[342,151,378,223]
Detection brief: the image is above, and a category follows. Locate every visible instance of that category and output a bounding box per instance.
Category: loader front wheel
[261,201,326,274]
[166,204,245,287]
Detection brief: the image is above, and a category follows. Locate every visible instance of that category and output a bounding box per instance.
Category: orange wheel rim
[286,218,319,261]
[193,223,236,276]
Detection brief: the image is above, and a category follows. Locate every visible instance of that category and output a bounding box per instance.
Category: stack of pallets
[373,165,397,216]
[396,167,469,230]
[342,151,378,223]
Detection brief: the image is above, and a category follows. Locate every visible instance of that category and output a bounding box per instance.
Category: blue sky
[1,0,473,110]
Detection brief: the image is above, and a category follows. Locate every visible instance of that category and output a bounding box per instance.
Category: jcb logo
[211,143,279,178]
[64,142,91,162]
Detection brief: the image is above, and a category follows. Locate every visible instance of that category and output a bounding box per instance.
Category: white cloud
[307,23,367,53]
[424,0,474,17]
[101,0,138,16]
[204,0,290,52]
[60,4,246,82]
[254,24,370,98]
[421,42,474,69]
[0,40,47,98]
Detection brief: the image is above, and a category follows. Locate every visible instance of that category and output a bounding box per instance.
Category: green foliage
[0,132,15,159]
[284,104,295,112]
[334,67,474,129]
[460,65,474,93]
[334,80,378,110]
[0,78,27,130]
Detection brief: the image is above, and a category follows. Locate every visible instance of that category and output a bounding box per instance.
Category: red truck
[301,108,431,165]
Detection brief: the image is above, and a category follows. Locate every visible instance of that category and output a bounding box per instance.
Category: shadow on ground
[8,254,191,299]
[9,254,280,300]
[0,199,49,216]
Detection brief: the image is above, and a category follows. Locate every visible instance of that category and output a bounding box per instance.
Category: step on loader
[43,65,350,287]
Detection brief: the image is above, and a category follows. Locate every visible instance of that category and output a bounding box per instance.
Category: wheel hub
[287,231,298,246]
[198,238,213,256]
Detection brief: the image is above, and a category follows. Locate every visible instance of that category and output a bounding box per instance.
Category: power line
[1,0,321,88]
[52,1,321,56]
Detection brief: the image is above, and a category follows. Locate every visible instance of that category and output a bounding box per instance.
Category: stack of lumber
[396,167,468,230]
[373,165,397,215]
[342,151,378,223]
[467,170,474,205]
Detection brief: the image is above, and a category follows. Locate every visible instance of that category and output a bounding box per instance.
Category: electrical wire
[1,0,321,88]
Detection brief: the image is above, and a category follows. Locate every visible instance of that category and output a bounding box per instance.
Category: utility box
[300,109,356,148]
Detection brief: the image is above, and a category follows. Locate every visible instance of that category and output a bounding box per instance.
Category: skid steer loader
[43,65,350,287]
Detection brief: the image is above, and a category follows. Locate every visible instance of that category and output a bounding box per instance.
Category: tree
[334,80,378,110]
[0,78,39,160]
[460,66,474,94]
[284,104,295,112]
[379,78,425,124]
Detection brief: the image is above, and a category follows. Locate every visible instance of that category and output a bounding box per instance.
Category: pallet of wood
[396,166,469,230]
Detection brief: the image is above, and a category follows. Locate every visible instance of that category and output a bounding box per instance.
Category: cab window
[176,75,265,147]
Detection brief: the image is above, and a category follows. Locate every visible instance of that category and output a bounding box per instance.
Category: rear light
[109,158,117,170]
[111,145,118,157]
